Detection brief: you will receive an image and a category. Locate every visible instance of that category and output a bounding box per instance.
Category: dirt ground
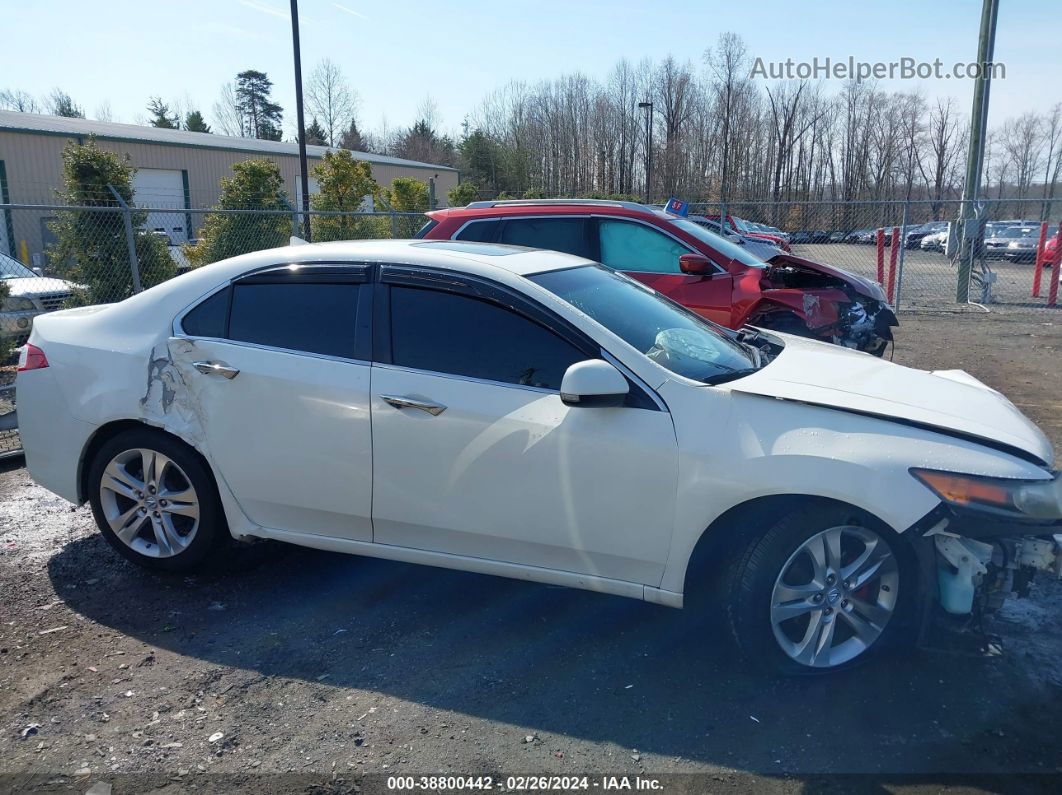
[1,308,1061,794]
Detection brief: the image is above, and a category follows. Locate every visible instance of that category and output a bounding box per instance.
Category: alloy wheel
[769,525,899,668]
[99,447,201,558]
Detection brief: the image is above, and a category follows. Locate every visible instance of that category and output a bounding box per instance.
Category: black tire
[725,502,916,675]
[87,427,229,573]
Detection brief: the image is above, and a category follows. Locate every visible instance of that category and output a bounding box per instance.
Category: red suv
[418,200,897,355]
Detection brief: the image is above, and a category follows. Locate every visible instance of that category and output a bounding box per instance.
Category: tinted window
[497,218,592,259]
[181,287,229,338]
[228,282,360,358]
[390,287,585,390]
[598,220,689,273]
[454,220,500,243]
[531,265,755,383]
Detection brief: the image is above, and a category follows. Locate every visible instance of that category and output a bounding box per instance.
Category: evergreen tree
[184,110,212,133]
[310,150,386,241]
[185,159,290,266]
[235,70,283,140]
[48,138,174,304]
[146,97,179,129]
[339,119,367,152]
[305,118,328,146]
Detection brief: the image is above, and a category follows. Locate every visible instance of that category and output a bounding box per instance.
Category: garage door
[133,169,188,244]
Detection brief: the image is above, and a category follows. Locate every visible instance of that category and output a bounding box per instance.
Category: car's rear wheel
[88,428,228,572]
[726,503,915,674]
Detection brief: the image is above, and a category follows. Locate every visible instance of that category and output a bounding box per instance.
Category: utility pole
[956,0,999,302]
[290,0,312,241]
[639,101,653,204]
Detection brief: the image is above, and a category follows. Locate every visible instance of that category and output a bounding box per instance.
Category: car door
[174,264,374,541]
[369,268,679,586]
[595,218,735,326]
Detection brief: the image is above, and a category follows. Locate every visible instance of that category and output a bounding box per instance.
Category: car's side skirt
[248,526,684,606]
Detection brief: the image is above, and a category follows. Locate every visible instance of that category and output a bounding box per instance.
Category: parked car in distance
[704,214,792,251]
[827,231,847,244]
[790,231,811,244]
[420,199,897,355]
[1,251,74,346]
[153,231,192,273]
[985,226,1039,261]
[18,239,1062,674]
[905,222,947,249]
[920,229,949,252]
[1043,227,1059,268]
[687,215,783,261]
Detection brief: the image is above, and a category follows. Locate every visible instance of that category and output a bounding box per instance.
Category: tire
[725,503,916,675]
[87,427,229,573]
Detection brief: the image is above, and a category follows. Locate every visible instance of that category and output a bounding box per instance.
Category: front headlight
[911,468,1062,520]
[2,296,36,312]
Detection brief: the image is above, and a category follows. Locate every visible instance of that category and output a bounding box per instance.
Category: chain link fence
[689,198,1062,312]
[2,196,1061,456]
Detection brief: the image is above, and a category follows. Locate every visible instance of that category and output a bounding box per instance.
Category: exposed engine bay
[750,254,899,356]
[925,519,1062,651]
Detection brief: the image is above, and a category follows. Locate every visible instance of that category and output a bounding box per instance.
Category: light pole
[956,0,999,302]
[290,0,311,241]
[638,101,653,204]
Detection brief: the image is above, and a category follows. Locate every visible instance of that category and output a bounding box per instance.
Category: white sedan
[16,240,1062,673]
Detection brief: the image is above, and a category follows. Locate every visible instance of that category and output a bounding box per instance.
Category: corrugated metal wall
[0,129,458,260]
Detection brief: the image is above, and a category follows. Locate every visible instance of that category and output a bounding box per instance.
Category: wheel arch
[680,493,922,604]
[77,418,211,504]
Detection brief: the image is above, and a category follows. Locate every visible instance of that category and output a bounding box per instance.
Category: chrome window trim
[170,333,371,367]
[372,362,558,395]
[598,349,669,413]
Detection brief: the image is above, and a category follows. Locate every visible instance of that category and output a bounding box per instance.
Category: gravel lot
[1,308,1061,794]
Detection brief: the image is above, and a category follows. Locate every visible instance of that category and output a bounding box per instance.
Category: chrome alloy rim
[99,448,200,558]
[770,525,899,668]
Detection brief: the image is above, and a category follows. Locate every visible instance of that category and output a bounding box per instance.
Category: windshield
[0,252,36,280]
[669,218,768,268]
[530,264,758,383]
[730,216,752,234]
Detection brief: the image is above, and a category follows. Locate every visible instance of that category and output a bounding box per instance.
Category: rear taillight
[17,343,49,372]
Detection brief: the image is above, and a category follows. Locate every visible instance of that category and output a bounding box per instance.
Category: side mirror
[560,360,629,408]
[679,253,714,275]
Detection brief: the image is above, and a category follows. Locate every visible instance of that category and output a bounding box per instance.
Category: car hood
[729,334,1054,466]
[4,276,73,297]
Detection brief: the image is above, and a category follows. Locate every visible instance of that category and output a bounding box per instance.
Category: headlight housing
[911,468,1062,520]
[2,296,37,312]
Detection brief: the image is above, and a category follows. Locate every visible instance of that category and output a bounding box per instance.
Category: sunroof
[411,241,526,256]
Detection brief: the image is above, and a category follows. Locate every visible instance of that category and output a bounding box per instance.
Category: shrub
[185,159,291,266]
[310,150,388,242]
[48,138,174,305]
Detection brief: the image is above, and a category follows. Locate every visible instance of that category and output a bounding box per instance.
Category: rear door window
[454,219,501,243]
[497,217,593,259]
[228,282,360,358]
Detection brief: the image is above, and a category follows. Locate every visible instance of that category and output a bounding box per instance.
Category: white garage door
[133,169,188,244]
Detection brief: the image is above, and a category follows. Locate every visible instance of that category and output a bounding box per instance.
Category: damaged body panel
[752,253,898,356]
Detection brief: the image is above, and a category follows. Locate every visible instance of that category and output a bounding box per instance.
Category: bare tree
[0,88,40,112]
[306,58,358,147]
[212,82,244,136]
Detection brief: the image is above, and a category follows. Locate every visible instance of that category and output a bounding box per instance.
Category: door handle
[381,395,446,416]
[192,360,240,380]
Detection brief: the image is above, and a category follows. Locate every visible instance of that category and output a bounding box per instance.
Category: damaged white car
[16,240,1062,673]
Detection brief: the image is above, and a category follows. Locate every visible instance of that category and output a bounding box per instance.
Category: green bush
[48,138,174,305]
[310,150,388,242]
[186,159,291,267]
[387,177,430,238]
[0,280,11,363]
[447,181,480,207]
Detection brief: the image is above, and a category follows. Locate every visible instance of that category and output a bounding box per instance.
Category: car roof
[429,199,666,222]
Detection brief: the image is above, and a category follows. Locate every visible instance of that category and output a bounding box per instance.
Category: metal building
[0,111,458,261]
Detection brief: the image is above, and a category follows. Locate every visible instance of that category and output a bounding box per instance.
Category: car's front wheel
[726,503,915,674]
[87,428,228,572]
